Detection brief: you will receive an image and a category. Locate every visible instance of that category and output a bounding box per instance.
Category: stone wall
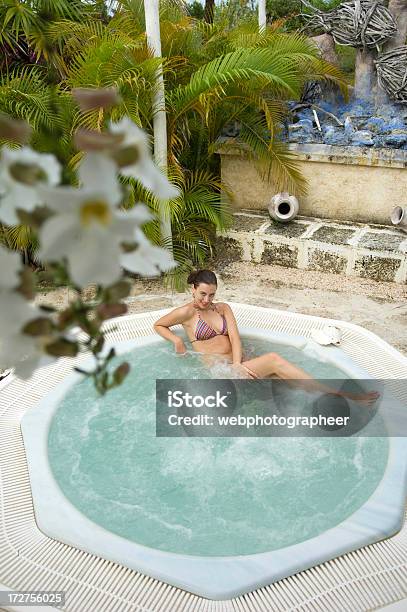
[216,212,407,284]
[219,143,407,225]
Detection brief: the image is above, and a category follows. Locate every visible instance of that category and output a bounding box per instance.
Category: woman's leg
[241,352,313,381]
[240,353,379,403]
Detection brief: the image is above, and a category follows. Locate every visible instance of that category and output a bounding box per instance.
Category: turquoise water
[48,338,388,557]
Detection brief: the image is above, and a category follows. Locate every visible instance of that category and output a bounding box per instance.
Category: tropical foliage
[0,112,178,389]
[0,0,349,286]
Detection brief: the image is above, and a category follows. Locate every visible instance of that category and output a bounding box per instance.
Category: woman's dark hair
[187,269,217,288]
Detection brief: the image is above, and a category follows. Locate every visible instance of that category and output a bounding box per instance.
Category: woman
[154,270,378,401]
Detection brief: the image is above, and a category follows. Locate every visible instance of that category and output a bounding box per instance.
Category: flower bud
[9,162,47,186]
[121,241,138,253]
[16,206,52,229]
[113,362,130,385]
[74,128,124,152]
[111,145,141,167]
[72,87,121,111]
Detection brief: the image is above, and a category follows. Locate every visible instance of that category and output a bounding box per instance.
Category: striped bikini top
[191,305,228,342]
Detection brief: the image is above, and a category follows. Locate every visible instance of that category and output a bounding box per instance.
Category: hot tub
[20,313,407,600]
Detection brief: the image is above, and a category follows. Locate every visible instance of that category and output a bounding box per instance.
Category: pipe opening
[278,202,291,216]
[391,206,404,225]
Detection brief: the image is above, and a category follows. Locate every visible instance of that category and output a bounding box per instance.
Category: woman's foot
[340,390,380,407]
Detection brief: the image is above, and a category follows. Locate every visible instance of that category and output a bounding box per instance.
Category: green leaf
[45,338,79,357]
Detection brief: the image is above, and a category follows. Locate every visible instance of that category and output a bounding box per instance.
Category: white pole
[258,0,266,31]
[143,0,172,247]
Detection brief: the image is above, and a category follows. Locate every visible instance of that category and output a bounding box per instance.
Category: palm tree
[0,0,349,286]
[0,0,92,75]
[205,0,215,23]
[258,0,266,30]
[143,0,172,246]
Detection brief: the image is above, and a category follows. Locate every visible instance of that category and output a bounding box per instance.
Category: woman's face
[192,283,217,309]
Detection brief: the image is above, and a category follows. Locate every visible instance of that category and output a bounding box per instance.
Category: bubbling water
[48,338,388,556]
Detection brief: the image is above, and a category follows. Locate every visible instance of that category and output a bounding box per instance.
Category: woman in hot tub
[154,269,378,402]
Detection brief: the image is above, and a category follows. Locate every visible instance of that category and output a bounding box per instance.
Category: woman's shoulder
[154,302,195,327]
[173,302,196,319]
[214,302,231,314]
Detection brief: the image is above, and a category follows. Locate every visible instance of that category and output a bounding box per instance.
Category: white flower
[0,332,51,380]
[38,153,152,288]
[0,245,21,289]
[0,292,54,379]
[0,146,61,225]
[0,291,41,337]
[109,117,180,200]
[120,228,177,277]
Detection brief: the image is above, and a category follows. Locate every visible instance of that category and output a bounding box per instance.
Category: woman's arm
[222,303,242,364]
[154,305,192,354]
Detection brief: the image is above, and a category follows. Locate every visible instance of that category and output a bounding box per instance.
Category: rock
[327,132,349,145]
[324,126,349,145]
[350,130,374,146]
[363,117,386,133]
[376,104,402,119]
[288,127,307,143]
[344,116,355,135]
[289,118,314,133]
[290,132,317,144]
[318,101,336,113]
[285,98,407,149]
[288,119,314,137]
[384,131,407,147]
[349,101,374,117]
[373,135,386,148]
[383,117,405,131]
[297,108,314,121]
[298,118,314,132]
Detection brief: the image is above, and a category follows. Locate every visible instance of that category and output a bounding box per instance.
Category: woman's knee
[266,352,285,367]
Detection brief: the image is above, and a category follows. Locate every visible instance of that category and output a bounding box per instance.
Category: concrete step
[217,212,407,284]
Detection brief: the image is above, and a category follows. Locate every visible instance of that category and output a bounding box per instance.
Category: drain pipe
[268,192,299,223]
[391,206,407,232]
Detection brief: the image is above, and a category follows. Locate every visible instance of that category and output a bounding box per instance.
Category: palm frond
[0,67,60,132]
[231,110,308,196]
[0,1,40,47]
[168,45,321,121]
[0,223,38,256]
